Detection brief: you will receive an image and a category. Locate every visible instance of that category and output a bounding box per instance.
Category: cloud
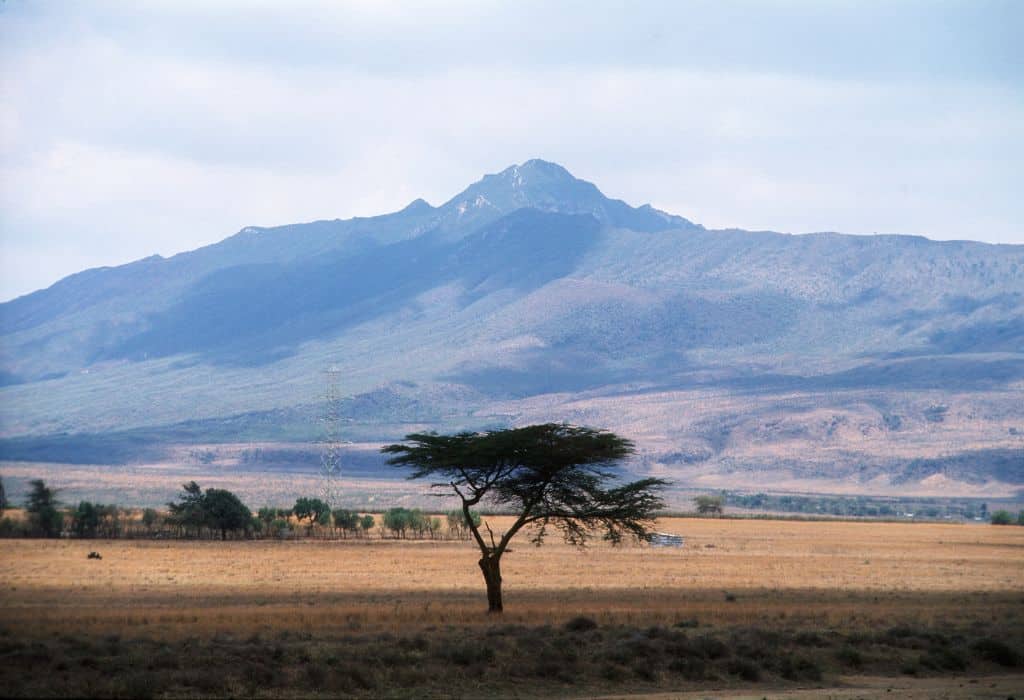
[1,1,1021,301]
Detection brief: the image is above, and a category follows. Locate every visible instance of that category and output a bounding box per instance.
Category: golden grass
[2,517,1022,639]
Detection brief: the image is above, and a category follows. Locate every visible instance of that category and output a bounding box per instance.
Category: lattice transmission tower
[319,366,345,508]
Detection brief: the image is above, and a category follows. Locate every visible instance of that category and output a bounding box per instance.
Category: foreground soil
[1,518,1022,697]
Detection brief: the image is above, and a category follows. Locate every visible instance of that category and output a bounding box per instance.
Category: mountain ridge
[1,160,1021,496]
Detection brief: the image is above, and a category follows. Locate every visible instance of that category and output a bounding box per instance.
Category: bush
[727,658,761,681]
[442,642,495,666]
[779,655,822,681]
[693,636,728,660]
[564,616,598,633]
[990,510,1014,525]
[972,638,1021,667]
[835,646,863,668]
[920,647,966,671]
[667,656,709,680]
[0,517,17,537]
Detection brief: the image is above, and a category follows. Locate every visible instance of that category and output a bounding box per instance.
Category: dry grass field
[1,517,1022,697]
[2,517,1023,636]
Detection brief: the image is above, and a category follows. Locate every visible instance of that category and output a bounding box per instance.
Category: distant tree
[1018,510,1024,526]
[203,488,253,540]
[359,514,375,536]
[384,424,666,613]
[332,508,360,538]
[168,482,252,539]
[694,495,724,516]
[72,501,101,538]
[142,508,159,533]
[383,507,413,538]
[990,510,1014,525]
[257,506,279,538]
[428,515,443,539]
[97,504,123,538]
[167,481,208,536]
[25,479,63,538]
[0,475,7,515]
[271,518,290,538]
[447,508,481,539]
[293,497,330,536]
[408,509,429,538]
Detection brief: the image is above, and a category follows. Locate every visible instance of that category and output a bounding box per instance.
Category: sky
[1,0,1021,302]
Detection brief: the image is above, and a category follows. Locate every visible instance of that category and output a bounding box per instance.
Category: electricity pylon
[319,366,345,509]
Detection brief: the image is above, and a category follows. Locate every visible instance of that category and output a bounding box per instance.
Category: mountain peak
[498,158,575,183]
[399,198,434,214]
[437,159,696,235]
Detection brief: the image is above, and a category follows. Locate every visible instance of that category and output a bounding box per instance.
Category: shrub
[972,638,1021,667]
[304,662,328,689]
[727,658,761,681]
[667,657,709,680]
[794,631,825,646]
[990,510,1014,525]
[693,636,728,660]
[779,655,822,681]
[601,664,628,681]
[443,642,495,666]
[835,646,863,668]
[632,663,657,681]
[0,517,17,537]
[920,647,966,671]
[564,616,598,633]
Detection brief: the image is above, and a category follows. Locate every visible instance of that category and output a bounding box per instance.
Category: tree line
[0,476,483,541]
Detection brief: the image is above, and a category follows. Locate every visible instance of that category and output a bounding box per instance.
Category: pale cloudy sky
[1,0,1021,301]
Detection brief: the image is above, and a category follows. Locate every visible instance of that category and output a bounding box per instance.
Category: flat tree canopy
[383,423,667,613]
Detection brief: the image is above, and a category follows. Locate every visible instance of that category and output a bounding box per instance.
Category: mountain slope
[1,160,1021,496]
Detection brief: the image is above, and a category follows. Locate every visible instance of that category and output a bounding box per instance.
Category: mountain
[1,159,1022,497]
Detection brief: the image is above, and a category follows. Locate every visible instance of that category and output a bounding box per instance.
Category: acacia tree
[0,475,7,515]
[293,497,330,536]
[383,423,666,613]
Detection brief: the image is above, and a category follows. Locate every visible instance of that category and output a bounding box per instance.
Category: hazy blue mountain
[1,160,1021,495]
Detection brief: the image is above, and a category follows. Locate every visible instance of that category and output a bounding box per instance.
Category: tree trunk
[479,555,503,613]
[221,528,227,541]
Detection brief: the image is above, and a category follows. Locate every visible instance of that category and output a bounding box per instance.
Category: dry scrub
[1,518,1022,697]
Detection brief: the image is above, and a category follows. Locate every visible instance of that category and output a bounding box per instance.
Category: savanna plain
[2,517,1023,698]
